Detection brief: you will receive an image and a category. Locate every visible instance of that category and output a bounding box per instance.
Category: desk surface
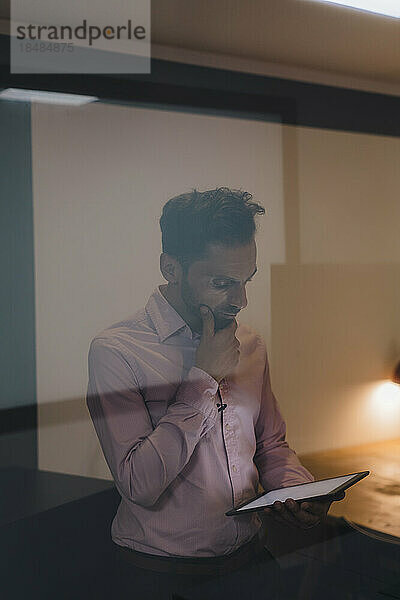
[0,466,114,527]
[1,467,398,599]
[299,437,400,538]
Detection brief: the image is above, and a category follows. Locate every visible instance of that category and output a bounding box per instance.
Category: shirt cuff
[175,366,219,421]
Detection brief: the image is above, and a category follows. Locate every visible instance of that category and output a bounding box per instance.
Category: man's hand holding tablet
[226,472,369,529]
[263,490,346,530]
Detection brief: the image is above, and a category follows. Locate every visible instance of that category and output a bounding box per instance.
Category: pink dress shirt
[86,286,314,557]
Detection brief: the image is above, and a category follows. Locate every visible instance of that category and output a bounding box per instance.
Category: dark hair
[160,187,265,267]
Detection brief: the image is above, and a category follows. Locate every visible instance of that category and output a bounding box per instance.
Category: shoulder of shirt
[88,307,155,355]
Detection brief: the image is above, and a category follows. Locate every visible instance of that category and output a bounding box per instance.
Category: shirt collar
[145,286,200,343]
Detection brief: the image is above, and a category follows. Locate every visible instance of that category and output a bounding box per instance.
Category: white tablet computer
[226,471,369,516]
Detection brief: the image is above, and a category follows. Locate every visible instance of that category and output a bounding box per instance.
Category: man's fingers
[266,501,320,529]
[199,305,215,337]
[285,498,300,513]
[284,499,321,527]
[270,513,291,527]
[265,500,322,530]
[271,502,306,528]
[265,506,293,527]
[278,510,312,529]
[300,501,324,516]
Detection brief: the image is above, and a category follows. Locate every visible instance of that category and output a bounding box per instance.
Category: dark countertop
[299,438,400,538]
[1,467,399,600]
[0,466,114,527]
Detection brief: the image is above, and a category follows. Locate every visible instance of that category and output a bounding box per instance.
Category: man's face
[180,240,257,332]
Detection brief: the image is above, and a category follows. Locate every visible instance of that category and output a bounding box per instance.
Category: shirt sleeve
[86,340,219,507]
[253,346,314,491]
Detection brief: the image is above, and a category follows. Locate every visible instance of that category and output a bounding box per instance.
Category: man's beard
[181,277,235,332]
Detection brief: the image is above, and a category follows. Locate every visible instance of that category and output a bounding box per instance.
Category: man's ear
[160,253,182,284]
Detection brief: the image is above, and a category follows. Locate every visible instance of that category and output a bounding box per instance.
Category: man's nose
[231,284,248,311]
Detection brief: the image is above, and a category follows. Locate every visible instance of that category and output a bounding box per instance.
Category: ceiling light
[310,1,400,18]
[0,88,98,105]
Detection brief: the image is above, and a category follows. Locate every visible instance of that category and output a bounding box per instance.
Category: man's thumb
[199,305,214,335]
[200,305,208,317]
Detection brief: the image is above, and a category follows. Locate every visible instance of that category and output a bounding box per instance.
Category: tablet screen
[236,474,356,512]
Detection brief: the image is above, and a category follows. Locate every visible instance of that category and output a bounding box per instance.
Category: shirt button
[225,424,230,430]
[232,465,237,473]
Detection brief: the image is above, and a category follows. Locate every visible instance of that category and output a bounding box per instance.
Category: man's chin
[214,314,236,331]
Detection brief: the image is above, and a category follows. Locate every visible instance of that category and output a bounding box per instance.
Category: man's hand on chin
[263,491,345,530]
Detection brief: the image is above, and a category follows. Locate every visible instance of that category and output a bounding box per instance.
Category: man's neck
[159,284,202,335]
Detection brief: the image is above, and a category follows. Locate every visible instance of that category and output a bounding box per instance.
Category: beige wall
[269,126,400,454]
[297,127,400,265]
[271,264,400,454]
[31,101,400,478]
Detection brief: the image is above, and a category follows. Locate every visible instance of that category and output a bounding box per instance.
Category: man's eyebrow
[212,267,258,283]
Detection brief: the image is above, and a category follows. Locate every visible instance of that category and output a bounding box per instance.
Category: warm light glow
[0,88,98,105]
[369,381,400,420]
[309,1,400,18]
[393,361,400,386]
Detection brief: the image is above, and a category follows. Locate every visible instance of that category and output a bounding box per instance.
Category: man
[86,188,343,598]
